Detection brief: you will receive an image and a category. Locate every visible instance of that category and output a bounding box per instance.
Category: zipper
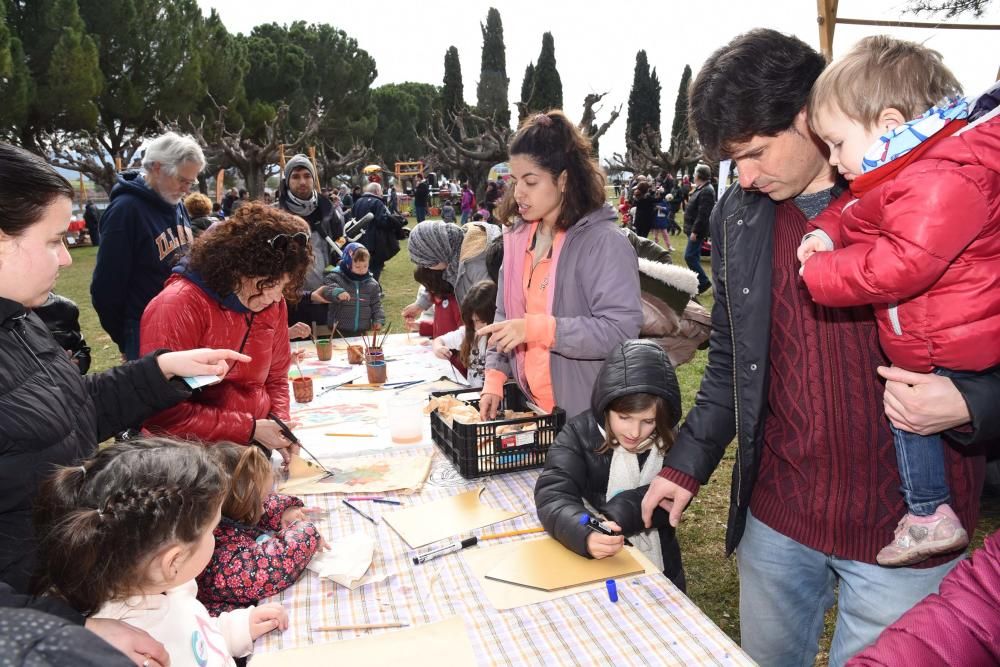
[887,304,902,335]
[223,312,255,379]
[354,282,361,331]
[723,214,743,504]
[9,316,58,385]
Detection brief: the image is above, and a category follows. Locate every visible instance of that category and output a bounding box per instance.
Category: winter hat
[407,221,466,287]
[338,242,365,274]
[284,154,317,184]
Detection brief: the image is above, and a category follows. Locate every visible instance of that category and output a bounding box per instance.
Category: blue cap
[606,579,618,603]
[579,513,591,526]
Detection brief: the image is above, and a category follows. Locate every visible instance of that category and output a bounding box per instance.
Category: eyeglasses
[267,232,310,251]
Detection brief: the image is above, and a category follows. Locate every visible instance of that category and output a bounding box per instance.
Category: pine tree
[626,51,662,153]
[441,46,465,120]
[526,32,562,113]
[668,64,693,158]
[476,7,509,128]
[518,62,535,122]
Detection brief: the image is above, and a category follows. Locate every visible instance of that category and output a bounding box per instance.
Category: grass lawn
[55,220,998,667]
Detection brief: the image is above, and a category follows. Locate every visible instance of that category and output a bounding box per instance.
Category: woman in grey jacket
[479,112,643,420]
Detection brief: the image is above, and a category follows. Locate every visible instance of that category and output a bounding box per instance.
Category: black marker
[580,513,633,547]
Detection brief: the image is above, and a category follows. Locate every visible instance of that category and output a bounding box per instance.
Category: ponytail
[32,439,225,615]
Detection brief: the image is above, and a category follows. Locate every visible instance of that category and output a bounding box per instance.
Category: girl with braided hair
[32,439,288,666]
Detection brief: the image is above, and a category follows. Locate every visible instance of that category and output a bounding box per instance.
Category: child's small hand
[586,520,625,559]
[337,292,351,302]
[290,347,307,364]
[796,235,828,265]
[249,603,288,639]
[281,507,307,528]
[288,322,311,340]
[432,337,452,359]
[372,322,382,331]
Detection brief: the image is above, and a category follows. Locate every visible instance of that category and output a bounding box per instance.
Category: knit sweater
[748,201,981,566]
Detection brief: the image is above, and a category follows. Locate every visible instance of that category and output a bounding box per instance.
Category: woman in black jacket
[534,339,685,589]
[631,181,657,238]
[0,143,247,664]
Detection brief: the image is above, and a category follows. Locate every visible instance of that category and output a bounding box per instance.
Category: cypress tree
[668,64,693,157]
[476,7,509,127]
[518,62,534,122]
[441,46,465,120]
[526,32,561,113]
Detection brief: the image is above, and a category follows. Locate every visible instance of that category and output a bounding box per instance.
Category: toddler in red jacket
[797,36,1000,566]
[196,444,326,616]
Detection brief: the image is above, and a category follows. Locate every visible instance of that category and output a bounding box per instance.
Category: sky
[199,0,1000,165]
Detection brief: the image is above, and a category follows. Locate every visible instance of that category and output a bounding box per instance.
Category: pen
[342,499,376,524]
[345,497,402,505]
[314,622,408,631]
[580,514,633,547]
[412,536,478,565]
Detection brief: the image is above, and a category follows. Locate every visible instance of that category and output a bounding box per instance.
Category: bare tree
[606,128,702,177]
[905,0,994,17]
[579,92,622,156]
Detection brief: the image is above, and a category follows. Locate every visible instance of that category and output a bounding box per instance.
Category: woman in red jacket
[141,203,312,462]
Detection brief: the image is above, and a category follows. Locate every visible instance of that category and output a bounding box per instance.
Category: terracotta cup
[315,339,333,361]
[365,359,387,384]
[347,345,364,365]
[292,376,314,403]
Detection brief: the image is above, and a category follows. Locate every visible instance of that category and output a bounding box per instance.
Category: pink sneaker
[877,504,969,567]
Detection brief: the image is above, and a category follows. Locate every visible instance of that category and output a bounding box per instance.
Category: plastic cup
[292,376,314,403]
[390,395,425,444]
[316,339,332,361]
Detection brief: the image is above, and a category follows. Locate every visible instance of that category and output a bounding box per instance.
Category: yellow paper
[252,617,475,666]
[383,488,522,548]
[483,536,645,591]
[279,454,432,495]
[463,538,658,610]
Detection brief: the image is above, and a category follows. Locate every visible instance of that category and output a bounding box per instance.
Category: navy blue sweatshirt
[90,172,192,350]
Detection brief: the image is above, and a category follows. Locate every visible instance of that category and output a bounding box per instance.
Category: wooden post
[816,0,838,61]
[114,155,123,172]
[215,168,225,203]
[308,145,317,177]
[278,144,286,171]
[79,172,87,203]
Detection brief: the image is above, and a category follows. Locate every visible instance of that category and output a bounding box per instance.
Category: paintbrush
[311,321,319,347]
[378,322,392,347]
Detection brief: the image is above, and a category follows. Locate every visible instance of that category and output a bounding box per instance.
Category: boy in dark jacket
[534,340,685,589]
[317,243,385,336]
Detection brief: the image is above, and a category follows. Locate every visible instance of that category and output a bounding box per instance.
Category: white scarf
[600,425,665,570]
[284,188,319,218]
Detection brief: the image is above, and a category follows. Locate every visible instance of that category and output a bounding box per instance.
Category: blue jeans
[121,318,141,361]
[683,236,710,292]
[460,209,471,225]
[890,367,974,516]
[736,510,960,667]
[415,205,427,222]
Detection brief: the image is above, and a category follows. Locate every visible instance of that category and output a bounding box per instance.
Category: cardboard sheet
[279,454,432,495]
[383,487,523,548]
[463,538,658,610]
[482,536,645,592]
[252,616,476,666]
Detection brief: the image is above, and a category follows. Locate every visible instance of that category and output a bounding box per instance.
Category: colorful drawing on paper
[288,361,355,380]
[279,454,432,495]
[292,402,379,429]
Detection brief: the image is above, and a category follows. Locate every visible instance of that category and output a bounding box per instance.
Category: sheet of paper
[305,532,377,589]
[252,616,476,666]
[279,454,432,495]
[383,487,523,548]
[482,536,645,592]
[463,538,658,610]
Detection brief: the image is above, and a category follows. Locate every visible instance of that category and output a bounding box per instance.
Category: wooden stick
[477,527,546,541]
[378,322,392,347]
[325,432,377,437]
[314,622,408,632]
[311,321,318,346]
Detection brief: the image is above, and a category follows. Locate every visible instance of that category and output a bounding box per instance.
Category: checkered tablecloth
[254,338,753,666]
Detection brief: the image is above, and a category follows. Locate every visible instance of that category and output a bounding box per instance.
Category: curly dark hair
[689,29,826,160]
[495,111,607,230]
[188,202,313,303]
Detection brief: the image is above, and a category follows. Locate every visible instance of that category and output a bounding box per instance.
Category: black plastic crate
[429,383,566,479]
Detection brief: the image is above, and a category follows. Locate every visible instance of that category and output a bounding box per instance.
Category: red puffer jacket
[140,273,291,443]
[803,114,1000,372]
[848,529,1000,666]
